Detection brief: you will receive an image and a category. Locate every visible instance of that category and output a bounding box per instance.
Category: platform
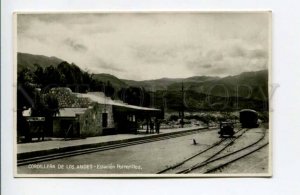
[17,126,209,159]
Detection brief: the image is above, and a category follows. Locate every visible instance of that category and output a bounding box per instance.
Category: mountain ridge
[17,52,64,71]
[17,52,268,101]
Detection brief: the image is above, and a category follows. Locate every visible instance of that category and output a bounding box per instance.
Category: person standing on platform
[155,118,160,134]
[150,119,154,133]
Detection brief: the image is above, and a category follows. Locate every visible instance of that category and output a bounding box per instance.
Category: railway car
[218,122,234,137]
[239,109,259,128]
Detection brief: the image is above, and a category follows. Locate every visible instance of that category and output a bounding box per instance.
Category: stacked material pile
[49,87,90,108]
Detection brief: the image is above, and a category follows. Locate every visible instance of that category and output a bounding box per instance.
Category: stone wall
[78,103,114,137]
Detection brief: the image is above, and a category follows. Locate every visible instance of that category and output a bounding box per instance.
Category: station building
[49,88,160,138]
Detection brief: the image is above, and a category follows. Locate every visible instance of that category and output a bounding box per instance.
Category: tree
[33,64,45,86]
[17,68,36,110]
[104,81,115,98]
[43,66,63,90]
[117,86,151,107]
[30,92,60,138]
[44,94,60,117]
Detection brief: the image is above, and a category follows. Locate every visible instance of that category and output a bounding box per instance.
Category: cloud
[229,46,247,58]
[17,13,270,80]
[203,64,212,68]
[130,44,179,64]
[248,49,268,59]
[63,38,87,52]
[207,51,223,61]
[185,41,268,76]
[229,45,268,59]
[96,58,125,72]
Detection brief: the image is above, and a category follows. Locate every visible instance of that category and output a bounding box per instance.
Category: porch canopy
[75,92,161,115]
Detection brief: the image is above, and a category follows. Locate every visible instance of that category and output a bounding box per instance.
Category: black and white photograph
[15,12,271,177]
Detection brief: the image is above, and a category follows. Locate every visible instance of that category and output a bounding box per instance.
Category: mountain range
[17,52,269,111]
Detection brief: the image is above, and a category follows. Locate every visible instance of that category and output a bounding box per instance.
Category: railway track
[17,127,211,166]
[161,127,268,174]
[187,129,268,174]
[204,142,268,174]
[157,127,247,174]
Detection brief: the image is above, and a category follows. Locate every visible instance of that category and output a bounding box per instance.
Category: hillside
[122,76,219,91]
[17,52,63,72]
[92,73,128,90]
[17,52,127,90]
[122,78,182,91]
[123,70,268,101]
[152,89,268,112]
[125,70,269,111]
[168,70,268,100]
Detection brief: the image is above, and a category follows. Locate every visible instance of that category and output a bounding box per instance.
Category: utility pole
[181,81,184,128]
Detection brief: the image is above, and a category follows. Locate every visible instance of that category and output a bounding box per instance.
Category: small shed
[53,108,87,138]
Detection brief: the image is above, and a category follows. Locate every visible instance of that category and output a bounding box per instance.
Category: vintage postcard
[14,11,272,177]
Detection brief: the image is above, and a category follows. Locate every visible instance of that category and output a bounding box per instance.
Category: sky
[17,12,270,81]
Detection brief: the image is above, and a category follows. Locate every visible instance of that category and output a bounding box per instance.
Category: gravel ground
[210,128,268,161]
[17,127,269,175]
[18,129,220,174]
[210,145,269,174]
[188,128,269,174]
[213,128,269,174]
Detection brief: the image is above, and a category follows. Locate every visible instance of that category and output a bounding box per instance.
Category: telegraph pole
[181,81,184,128]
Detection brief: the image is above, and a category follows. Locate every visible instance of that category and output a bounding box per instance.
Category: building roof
[239,109,257,113]
[75,92,160,112]
[56,108,88,117]
[22,107,88,118]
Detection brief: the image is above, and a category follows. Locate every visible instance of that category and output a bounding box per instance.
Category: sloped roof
[56,108,88,117]
[75,92,160,111]
[239,109,257,113]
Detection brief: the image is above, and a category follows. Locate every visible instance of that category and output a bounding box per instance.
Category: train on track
[239,109,259,128]
[218,122,235,137]
[218,109,259,137]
